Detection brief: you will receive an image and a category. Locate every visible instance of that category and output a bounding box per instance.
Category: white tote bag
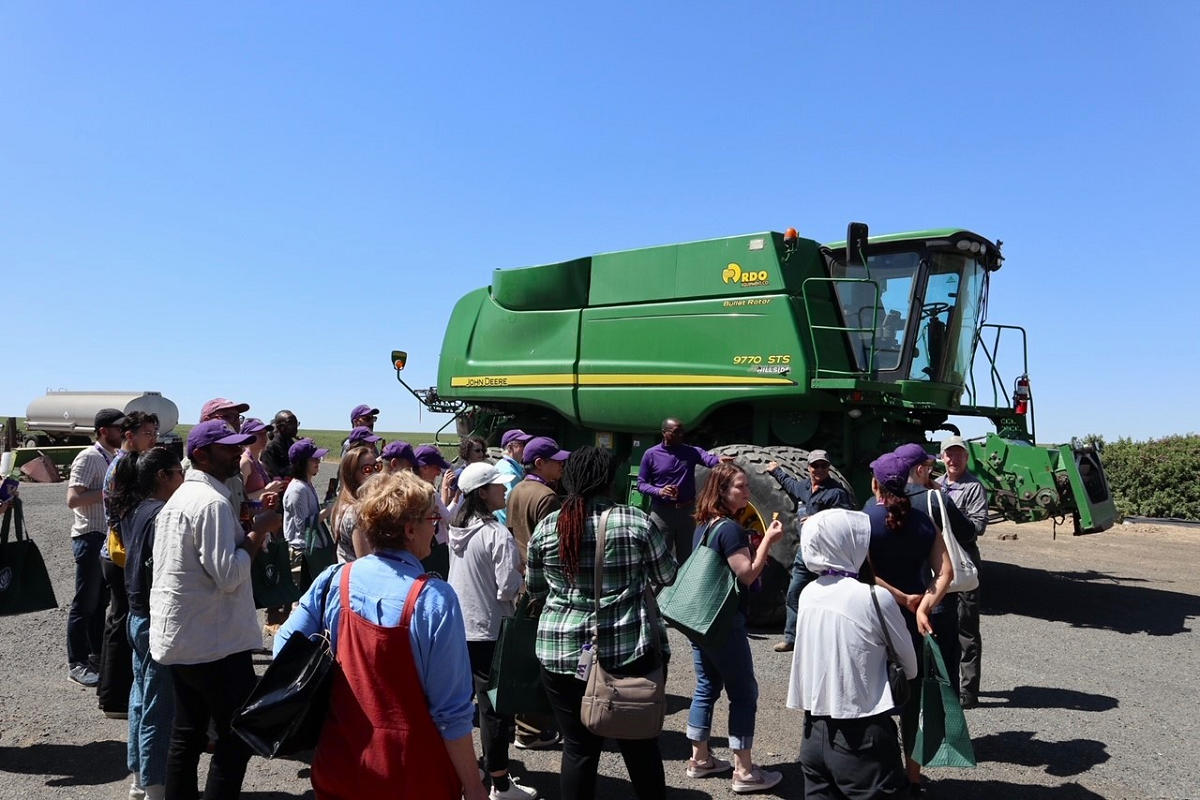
[927,491,980,593]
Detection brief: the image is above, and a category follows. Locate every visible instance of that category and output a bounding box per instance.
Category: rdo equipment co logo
[722,263,769,287]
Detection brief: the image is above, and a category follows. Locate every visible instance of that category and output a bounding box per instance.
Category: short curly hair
[356,471,435,551]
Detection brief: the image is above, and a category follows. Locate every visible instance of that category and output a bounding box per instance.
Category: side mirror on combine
[391,350,408,373]
[847,222,869,267]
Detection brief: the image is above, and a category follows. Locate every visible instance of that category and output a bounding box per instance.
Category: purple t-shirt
[637,443,721,505]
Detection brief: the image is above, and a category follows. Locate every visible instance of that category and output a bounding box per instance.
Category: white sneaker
[128,781,145,800]
[732,767,783,794]
[490,778,539,800]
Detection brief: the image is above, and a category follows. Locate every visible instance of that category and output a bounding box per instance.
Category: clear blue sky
[3,3,1196,443]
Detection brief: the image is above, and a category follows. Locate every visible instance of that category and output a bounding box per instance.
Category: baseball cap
[940,435,968,454]
[807,449,831,466]
[350,404,379,423]
[200,398,250,422]
[187,420,255,458]
[380,440,416,465]
[500,429,534,448]
[288,438,330,464]
[523,436,570,465]
[459,462,509,495]
[347,426,383,446]
[870,453,911,496]
[94,408,127,430]
[894,443,935,472]
[239,417,271,435]
[413,445,452,470]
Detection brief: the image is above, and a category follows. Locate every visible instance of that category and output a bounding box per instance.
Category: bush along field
[1087,433,1200,521]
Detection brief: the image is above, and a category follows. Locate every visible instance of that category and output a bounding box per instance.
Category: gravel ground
[2,472,1198,799]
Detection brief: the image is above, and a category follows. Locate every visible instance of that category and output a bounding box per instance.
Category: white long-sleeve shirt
[787,577,918,719]
[149,469,259,665]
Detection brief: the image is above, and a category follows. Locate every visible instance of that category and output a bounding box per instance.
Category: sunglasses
[360,462,383,475]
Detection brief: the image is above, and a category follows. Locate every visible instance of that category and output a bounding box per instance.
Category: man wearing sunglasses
[341,404,381,456]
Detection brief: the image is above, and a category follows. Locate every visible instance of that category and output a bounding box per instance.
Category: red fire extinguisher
[1013,374,1031,415]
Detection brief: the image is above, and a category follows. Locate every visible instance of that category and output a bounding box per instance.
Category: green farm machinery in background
[392,223,1116,624]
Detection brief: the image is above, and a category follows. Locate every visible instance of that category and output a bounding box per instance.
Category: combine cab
[395,223,1115,623]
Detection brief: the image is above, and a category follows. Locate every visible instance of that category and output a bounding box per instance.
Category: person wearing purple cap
[149,420,281,798]
[637,417,732,563]
[863,450,953,795]
[341,405,381,456]
[493,429,534,526]
[381,440,417,473]
[282,438,332,559]
[65,407,127,688]
[414,445,456,547]
[238,418,287,504]
[504,436,570,751]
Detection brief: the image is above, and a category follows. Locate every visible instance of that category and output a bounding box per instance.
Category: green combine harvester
[393,223,1116,624]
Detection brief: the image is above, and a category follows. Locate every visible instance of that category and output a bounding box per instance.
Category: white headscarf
[800,508,873,576]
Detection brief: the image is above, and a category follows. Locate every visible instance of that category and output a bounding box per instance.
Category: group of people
[62,399,987,799]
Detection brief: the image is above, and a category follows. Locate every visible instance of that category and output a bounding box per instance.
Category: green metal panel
[575,294,813,431]
[492,257,591,311]
[438,288,582,424]
[588,232,823,306]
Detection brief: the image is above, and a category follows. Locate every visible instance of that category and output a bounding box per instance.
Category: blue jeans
[783,549,818,645]
[67,531,107,667]
[128,613,174,788]
[687,614,758,751]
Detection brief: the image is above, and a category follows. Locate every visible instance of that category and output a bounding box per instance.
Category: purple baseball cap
[350,404,379,423]
[187,420,255,458]
[413,445,452,470]
[347,426,382,446]
[380,440,416,465]
[239,417,271,435]
[288,437,330,464]
[523,436,570,465]
[893,443,935,472]
[870,452,912,496]
[199,397,250,422]
[500,429,534,448]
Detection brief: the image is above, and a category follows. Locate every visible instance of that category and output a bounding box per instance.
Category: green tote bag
[913,634,977,768]
[252,538,303,609]
[486,592,553,715]
[0,499,59,616]
[656,519,741,649]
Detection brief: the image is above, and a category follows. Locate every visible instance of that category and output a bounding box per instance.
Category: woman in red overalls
[273,471,488,800]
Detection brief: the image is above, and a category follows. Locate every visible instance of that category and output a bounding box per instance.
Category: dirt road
[1,477,1197,798]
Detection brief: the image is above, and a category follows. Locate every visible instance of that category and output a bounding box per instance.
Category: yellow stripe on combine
[450,373,794,388]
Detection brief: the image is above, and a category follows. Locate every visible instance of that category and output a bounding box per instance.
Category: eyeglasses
[361,463,383,475]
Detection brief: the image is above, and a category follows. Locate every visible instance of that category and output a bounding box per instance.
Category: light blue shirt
[273,548,476,740]
[493,456,525,525]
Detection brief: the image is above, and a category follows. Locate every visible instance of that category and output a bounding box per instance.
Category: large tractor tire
[695,444,799,629]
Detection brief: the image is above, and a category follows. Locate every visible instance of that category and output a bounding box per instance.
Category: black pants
[800,713,907,798]
[67,531,108,668]
[648,502,696,563]
[467,639,514,773]
[958,586,981,698]
[97,558,133,713]
[166,651,257,800]
[540,654,666,800]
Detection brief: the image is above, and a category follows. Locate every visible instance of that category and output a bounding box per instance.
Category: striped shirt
[526,498,677,676]
[69,444,114,538]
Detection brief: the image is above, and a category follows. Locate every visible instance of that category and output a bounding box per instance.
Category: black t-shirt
[261,435,295,480]
[694,517,752,616]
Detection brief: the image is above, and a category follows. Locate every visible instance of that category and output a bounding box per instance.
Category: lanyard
[94,443,113,467]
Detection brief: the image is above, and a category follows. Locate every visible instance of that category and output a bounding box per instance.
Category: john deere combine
[393,223,1115,623]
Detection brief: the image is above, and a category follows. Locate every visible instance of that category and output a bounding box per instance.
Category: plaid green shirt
[526,498,677,676]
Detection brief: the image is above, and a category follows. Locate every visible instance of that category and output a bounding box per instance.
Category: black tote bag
[232,566,339,757]
[0,499,59,616]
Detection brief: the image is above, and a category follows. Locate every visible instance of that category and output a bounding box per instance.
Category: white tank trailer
[24,390,182,451]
